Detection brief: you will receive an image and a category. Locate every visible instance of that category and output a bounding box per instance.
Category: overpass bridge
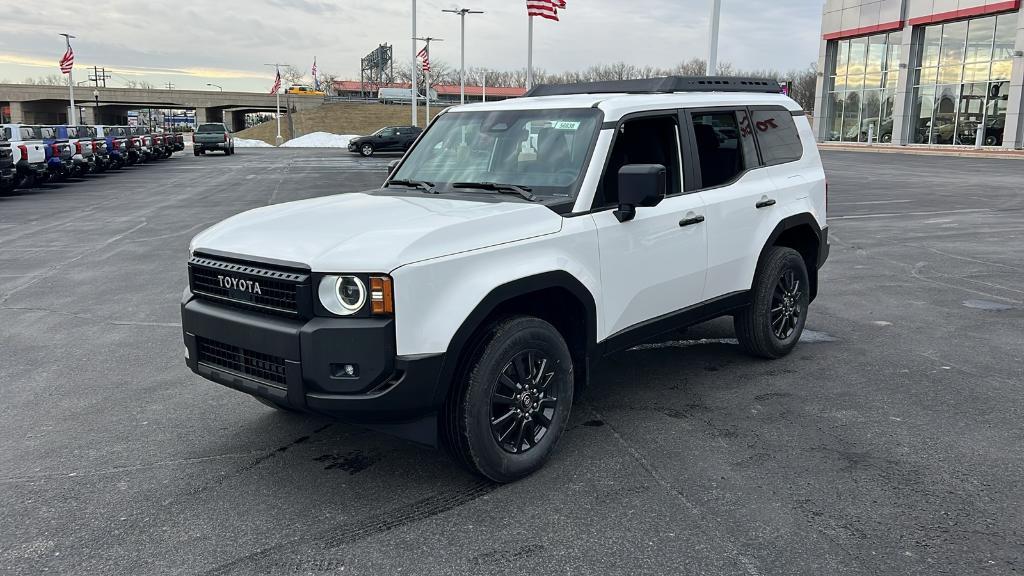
[0,84,324,130]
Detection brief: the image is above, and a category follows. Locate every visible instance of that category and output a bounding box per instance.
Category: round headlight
[319,275,366,316]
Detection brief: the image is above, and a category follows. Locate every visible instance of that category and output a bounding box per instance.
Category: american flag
[59,46,74,74]
[527,0,565,21]
[417,46,430,73]
[269,67,281,95]
[311,57,319,90]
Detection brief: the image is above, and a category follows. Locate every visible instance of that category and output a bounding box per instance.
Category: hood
[190,192,563,272]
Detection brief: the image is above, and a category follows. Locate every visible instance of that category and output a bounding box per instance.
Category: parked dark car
[348,126,423,157]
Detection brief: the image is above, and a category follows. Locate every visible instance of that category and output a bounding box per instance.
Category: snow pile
[281,132,360,148]
[234,138,274,148]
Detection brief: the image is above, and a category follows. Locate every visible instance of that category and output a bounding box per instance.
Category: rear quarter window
[751,109,803,166]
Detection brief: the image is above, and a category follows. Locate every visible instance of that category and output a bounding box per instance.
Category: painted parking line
[830,208,990,220]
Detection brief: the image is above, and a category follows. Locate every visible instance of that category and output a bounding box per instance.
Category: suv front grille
[196,336,287,388]
[189,254,310,316]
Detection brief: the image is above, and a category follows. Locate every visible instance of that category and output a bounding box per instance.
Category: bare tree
[281,65,305,86]
[317,71,339,95]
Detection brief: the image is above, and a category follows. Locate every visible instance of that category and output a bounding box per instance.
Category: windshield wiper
[387,179,437,194]
[450,182,539,202]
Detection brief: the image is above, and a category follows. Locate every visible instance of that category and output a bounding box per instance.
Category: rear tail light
[18,144,27,159]
[224,133,229,142]
[52,144,61,156]
[75,142,83,154]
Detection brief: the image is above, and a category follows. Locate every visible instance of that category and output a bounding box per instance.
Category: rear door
[684,107,778,299]
[748,107,821,216]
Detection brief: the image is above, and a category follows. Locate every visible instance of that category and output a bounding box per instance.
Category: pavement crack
[585,405,764,576]
[0,305,181,328]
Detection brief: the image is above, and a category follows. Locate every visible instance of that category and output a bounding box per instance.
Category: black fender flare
[755,213,826,301]
[431,270,598,408]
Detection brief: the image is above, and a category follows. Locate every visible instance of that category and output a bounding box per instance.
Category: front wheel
[360,143,375,157]
[734,247,810,359]
[444,316,574,483]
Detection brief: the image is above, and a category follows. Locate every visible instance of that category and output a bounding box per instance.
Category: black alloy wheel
[734,246,810,359]
[490,350,559,455]
[770,269,803,340]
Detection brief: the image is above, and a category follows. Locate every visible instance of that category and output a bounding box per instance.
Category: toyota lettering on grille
[218,275,263,295]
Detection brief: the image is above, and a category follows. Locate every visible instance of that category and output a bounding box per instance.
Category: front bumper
[181,291,445,444]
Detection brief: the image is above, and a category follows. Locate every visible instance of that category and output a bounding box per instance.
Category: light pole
[707,0,722,76]
[207,83,223,91]
[411,0,418,127]
[443,8,484,105]
[93,89,99,124]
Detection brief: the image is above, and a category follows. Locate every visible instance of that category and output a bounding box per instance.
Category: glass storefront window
[912,86,936,143]
[939,21,968,66]
[910,16,1013,146]
[993,15,1016,60]
[827,93,845,142]
[921,26,942,68]
[965,17,995,62]
[826,32,902,143]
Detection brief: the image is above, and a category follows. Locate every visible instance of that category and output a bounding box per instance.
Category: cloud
[0,0,822,89]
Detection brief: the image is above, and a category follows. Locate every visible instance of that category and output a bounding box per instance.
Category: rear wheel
[194,150,200,157]
[443,316,574,483]
[734,247,810,359]
[360,143,375,157]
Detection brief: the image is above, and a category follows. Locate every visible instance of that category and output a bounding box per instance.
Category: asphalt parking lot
[1,148,1021,575]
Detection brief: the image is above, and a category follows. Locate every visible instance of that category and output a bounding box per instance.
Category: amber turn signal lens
[369,276,394,315]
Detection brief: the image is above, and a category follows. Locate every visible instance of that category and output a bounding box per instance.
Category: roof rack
[524,76,783,98]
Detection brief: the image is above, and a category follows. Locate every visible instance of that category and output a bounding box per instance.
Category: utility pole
[443,8,484,105]
[414,37,443,123]
[59,33,77,125]
[89,66,111,88]
[707,0,722,76]
[165,82,175,90]
[411,0,418,127]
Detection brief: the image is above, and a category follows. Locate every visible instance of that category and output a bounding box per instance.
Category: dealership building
[812,0,1024,148]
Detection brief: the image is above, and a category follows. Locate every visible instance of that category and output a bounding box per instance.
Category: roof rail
[524,76,783,98]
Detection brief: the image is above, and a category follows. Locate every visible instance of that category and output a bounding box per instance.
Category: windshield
[197,124,224,133]
[391,108,601,201]
[22,127,42,139]
[36,127,56,139]
[67,127,79,138]
[79,126,97,138]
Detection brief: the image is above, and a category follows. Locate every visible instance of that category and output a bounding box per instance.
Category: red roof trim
[907,0,1020,26]
[332,80,526,97]
[823,19,904,40]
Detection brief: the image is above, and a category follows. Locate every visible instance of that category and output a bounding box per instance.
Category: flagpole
[265,63,287,145]
[411,0,418,127]
[707,0,722,76]
[60,33,77,125]
[527,15,534,90]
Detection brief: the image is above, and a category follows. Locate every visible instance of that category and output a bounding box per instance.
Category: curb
[818,143,1024,160]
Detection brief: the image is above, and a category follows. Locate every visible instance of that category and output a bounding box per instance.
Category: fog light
[331,363,359,379]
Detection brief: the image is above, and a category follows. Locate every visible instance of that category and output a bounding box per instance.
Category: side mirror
[615,164,666,223]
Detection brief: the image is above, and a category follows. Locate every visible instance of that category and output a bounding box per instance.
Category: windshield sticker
[553,121,580,130]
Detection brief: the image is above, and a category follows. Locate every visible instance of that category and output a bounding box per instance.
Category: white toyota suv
[182,76,828,482]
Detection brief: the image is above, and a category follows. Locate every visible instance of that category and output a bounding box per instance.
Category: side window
[381,128,397,137]
[3,128,10,140]
[690,110,752,189]
[597,115,681,208]
[750,109,803,165]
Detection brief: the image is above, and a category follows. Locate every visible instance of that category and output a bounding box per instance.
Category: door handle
[756,199,777,209]
[679,215,705,227]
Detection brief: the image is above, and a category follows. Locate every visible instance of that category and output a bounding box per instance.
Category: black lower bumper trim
[182,291,446,445]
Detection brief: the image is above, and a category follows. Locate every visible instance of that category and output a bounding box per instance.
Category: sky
[0,0,822,92]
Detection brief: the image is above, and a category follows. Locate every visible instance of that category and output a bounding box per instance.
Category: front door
[591,114,709,343]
